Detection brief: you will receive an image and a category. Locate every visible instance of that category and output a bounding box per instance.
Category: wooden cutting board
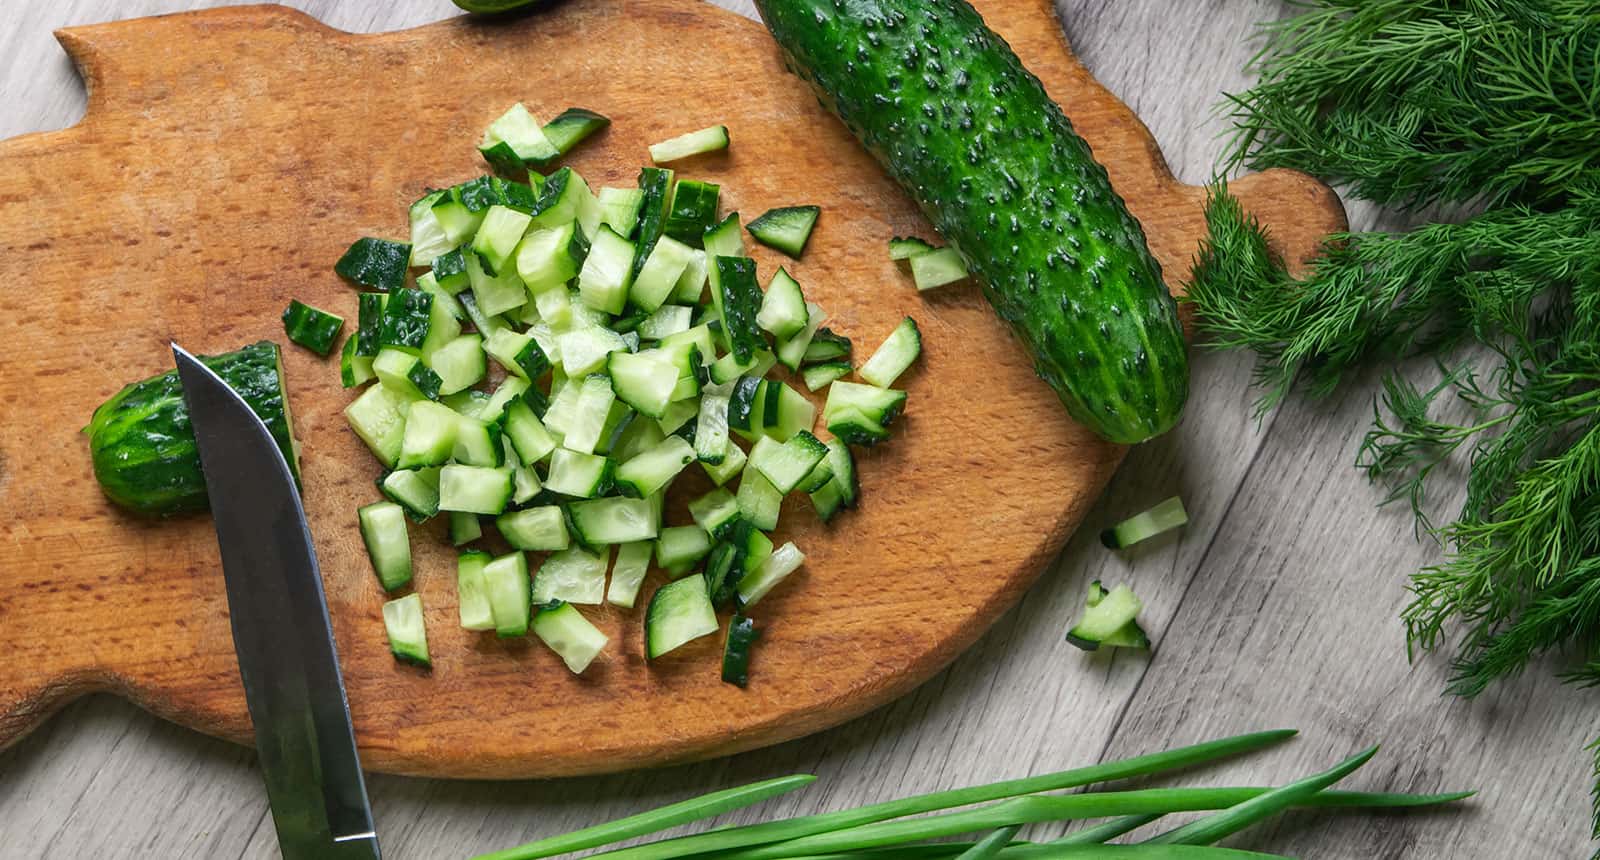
[0,0,1343,778]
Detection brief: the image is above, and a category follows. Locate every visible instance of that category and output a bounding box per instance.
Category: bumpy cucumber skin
[754,0,1188,443]
[85,341,298,515]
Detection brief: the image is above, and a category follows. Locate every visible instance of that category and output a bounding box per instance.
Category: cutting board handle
[52,4,340,127]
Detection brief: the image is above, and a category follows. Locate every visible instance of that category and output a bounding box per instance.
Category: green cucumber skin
[84,341,298,515]
[754,0,1188,443]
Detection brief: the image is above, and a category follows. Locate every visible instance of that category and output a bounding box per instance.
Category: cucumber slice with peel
[645,574,720,659]
[382,593,431,666]
[649,125,731,164]
[747,206,820,257]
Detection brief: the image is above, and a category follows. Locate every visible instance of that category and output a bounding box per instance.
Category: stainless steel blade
[173,344,380,860]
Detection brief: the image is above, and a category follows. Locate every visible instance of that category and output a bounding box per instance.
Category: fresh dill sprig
[1223,0,1600,209]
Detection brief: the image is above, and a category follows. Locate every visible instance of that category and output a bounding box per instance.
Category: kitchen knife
[173,344,381,860]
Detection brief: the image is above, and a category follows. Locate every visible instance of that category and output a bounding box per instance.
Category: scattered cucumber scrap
[334,103,922,680]
[281,299,344,356]
[890,236,971,292]
[1066,581,1149,652]
[1101,496,1188,550]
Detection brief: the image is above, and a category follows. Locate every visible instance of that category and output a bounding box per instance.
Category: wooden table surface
[0,1,1587,857]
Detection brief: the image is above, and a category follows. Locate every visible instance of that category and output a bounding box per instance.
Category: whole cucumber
[85,341,299,515]
[754,0,1188,443]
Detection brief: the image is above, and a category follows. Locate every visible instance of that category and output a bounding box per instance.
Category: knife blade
[173,344,381,860]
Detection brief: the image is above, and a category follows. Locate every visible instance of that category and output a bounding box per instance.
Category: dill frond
[1224,0,1600,208]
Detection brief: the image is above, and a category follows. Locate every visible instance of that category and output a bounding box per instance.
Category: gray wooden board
[0,0,1588,857]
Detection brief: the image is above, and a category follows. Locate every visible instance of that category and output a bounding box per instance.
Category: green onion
[1144,747,1377,845]
[472,774,815,860]
[583,730,1295,859]
[956,825,1020,859]
[1050,813,1161,844]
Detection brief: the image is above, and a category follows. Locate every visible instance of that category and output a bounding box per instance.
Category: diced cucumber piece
[776,302,828,371]
[689,487,741,540]
[711,349,776,385]
[557,326,627,376]
[483,551,532,637]
[398,400,460,469]
[694,388,731,464]
[1100,496,1189,549]
[282,299,344,356]
[533,285,572,328]
[534,545,609,605]
[756,268,808,340]
[542,107,610,157]
[358,501,412,591]
[726,376,763,432]
[533,601,608,673]
[824,381,907,432]
[644,574,720,660]
[802,361,850,391]
[703,211,744,304]
[649,125,730,164]
[516,221,583,292]
[747,206,820,257]
[382,593,430,666]
[577,224,635,314]
[714,256,765,363]
[858,317,922,388]
[339,334,372,388]
[510,459,542,505]
[378,288,433,354]
[763,382,816,443]
[409,190,454,267]
[458,291,507,337]
[345,382,415,468]
[529,167,593,231]
[451,417,503,470]
[656,399,698,437]
[597,186,645,236]
[373,348,439,401]
[596,400,635,454]
[504,398,557,465]
[1066,582,1146,651]
[736,469,783,531]
[484,328,542,380]
[497,505,570,552]
[721,614,758,687]
[438,464,514,515]
[909,246,969,290]
[738,541,804,607]
[672,248,709,304]
[431,247,471,294]
[702,438,747,485]
[379,467,441,521]
[432,179,492,245]
[545,448,614,498]
[563,374,618,454]
[457,550,495,631]
[480,103,560,172]
[608,350,680,419]
[355,295,388,358]
[797,450,835,494]
[610,413,667,463]
[427,334,487,395]
[614,435,695,498]
[631,234,694,312]
[750,431,829,494]
[663,179,721,245]
[450,511,483,546]
[889,236,937,260]
[826,406,889,447]
[419,293,463,366]
[655,525,713,577]
[466,249,528,317]
[659,323,717,364]
[444,389,492,421]
[472,204,534,275]
[637,304,694,341]
[336,237,410,292]
[567,496,661,544]
[607,541,654,609]
[417,271,467,322]
[802,328,852,365]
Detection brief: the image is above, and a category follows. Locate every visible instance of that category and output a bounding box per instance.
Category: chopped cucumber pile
[334,106,924,682]
[890,235,970,291]
[1065,580,1149,651]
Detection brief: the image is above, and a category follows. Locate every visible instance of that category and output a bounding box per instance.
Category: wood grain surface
[0,0,1339,779]
[0,1,1589,858]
